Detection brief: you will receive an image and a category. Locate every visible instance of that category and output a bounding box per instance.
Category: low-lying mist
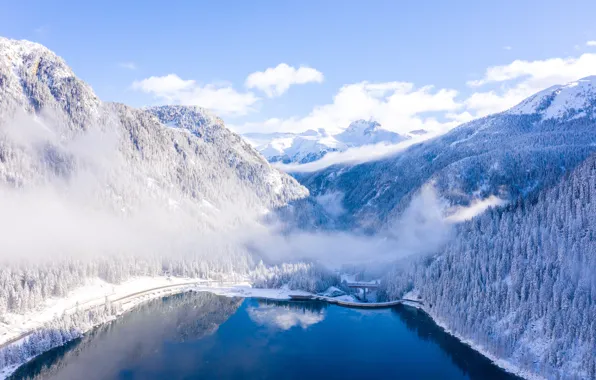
[248,185,455,269]
[0,110,264,265]
[0,110,469,278]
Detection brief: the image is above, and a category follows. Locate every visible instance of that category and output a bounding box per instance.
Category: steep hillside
[0,37,306,216]
[382,154,596,379]
[297,77,596,231]
[0,37,311,314]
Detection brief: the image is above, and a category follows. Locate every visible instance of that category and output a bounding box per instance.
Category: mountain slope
[296,77,596,231]
[0,37,311,316]
[244,120,409,164]
[383,153,596,379]
[0,37,307,213]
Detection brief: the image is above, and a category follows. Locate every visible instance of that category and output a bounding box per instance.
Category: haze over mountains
[0,37,595,380]
[0,36,312,277]
[243,119,411,164]
[294,76,596,231]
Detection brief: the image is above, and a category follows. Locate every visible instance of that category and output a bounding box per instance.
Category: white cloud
[233,81,461,134]
[467,54,596,87]
[247,304,324,330]
[245,63,324,97]
[503,46,512,51]
[464,53,596,116]
[119,62,137,70]
[587,41,596,47]
[132,74,259,116]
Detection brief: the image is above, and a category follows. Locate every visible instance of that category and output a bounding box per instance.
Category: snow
[0,276,197,348]
[243,120,409,164]
[421,305,546,380]
[0,277,319,350]
[318,286,346,297]
[508,76,596,120]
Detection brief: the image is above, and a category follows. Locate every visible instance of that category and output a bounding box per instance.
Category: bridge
[346,282,379,301]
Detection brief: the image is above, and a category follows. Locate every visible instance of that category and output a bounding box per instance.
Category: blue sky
[2,0,596,134]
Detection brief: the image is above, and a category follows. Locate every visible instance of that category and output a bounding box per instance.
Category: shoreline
[410,304,543,380]
[1,277,538,380]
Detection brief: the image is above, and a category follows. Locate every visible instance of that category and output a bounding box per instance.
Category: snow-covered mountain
[334,120,408,146]
[294,76,596,231]
[508,76,596,120]
[382,153,596,379]
[244,128,344,164]
[0,37,307,217]
[0,36,323,322]
[243,120,409,164]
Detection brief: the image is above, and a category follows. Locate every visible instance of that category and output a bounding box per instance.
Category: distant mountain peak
[244,119,409,164]
[344,119,382,134]
[336,119,407,147]
[508,76,596,120]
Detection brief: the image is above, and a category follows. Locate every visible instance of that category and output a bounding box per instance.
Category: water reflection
[247,300,326,330]
[392,305,519,380]
[10,292,242,380]
[10,294,521,380]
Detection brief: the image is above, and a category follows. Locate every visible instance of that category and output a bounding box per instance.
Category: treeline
[382,155,596,379]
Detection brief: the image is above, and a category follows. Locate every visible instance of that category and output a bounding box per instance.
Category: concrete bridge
[346,282,379,301]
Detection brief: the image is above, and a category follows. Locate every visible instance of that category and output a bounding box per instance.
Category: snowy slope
[0,36,313,313]
[0,37,307,213]
[243,120,409,164]
[335,120,408,146]
[383,154,596,379]
[245,128,346,164]
[294,77,596,231]
[508,76,596,120]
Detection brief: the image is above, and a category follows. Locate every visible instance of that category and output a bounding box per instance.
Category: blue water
[11,292,519,380]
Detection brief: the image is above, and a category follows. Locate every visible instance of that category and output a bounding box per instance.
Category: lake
[10,292,519,380]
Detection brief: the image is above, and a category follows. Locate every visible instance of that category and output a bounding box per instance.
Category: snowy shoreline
[1,276,536,380]
[0,276,316,379]
[412,304,543,380]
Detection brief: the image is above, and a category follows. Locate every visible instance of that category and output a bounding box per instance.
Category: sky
[2,0,596,135]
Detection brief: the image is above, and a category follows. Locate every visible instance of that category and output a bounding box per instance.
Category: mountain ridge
[293,76,596,231]
[0,36,308,218]
[243,119,409,164]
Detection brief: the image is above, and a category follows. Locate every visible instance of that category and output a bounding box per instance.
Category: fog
[273,132,440,173]
[246,185,455,268]
[0,111,456,274]
[0,111,261,264]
